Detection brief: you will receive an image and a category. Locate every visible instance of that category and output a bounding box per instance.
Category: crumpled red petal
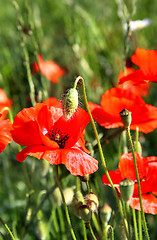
[0,119,12,152]
[129,194,157,215]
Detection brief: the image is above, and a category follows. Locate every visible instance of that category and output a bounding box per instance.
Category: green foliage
[1,0,157,239]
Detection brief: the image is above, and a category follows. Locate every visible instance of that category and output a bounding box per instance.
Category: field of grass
[1,0,157,239]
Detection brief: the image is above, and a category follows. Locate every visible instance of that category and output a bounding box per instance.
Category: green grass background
[1,0,157,239]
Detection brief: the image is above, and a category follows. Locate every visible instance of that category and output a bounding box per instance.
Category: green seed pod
[120,178,134,202]
[100,203,112,224]
[62,88,78,120]
[119,108,132,128]
[84,192,99,212]
[79,205,92,222]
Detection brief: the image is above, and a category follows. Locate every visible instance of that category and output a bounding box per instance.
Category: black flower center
[47,128,69,148]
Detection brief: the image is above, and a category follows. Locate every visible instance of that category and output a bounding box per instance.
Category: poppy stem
[82,220,87,240]
[0,216,16,240]
[13,1,36,107]
[132,209,139,240]
[87,222,97,240]
[74,76,130,239]
[55,165,77,240]
[0,107,14,123]
[126,127,150,240]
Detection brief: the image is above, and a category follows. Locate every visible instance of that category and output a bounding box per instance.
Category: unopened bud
[84,192,99,212]
[79,205,92,222]
[100,203,112,224]
[52,187,75,206]
[72,191,85,218]
[62,88,78,120]
[119,109,132,128]
[120,178,134,202]
[134,141,142,156]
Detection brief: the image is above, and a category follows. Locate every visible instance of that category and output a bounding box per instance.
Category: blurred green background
[1,0,157,239]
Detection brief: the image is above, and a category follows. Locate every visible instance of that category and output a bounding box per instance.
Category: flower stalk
[126,127,150,240]
[55,166,77,240]
[74,76,130,239]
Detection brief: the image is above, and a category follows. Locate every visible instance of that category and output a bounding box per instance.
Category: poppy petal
[0,119,12,152]
[129,194,157,215]
[89,88,157,133]
[62,148,98,176]
[11,120,42,146]
[119,152,147,181]
[16,145,48,162]
[132,48,157,80]
[53,108,91,148]
[102,169,123,189]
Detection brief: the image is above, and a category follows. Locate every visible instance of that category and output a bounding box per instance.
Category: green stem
[76,177,81,192]
[92,212,102,237]
[132,209,138,240]
[126,202,132,239]
[86,181,90,193]
[55,166,77,240]
[88,222,97,240]
[138,211,142,240]
[103,223,108,240]
[107,225,114,240]
[0,107,14,123]
[74,76,129,239]
[0,216,16,240]
[82,220,87,240]
[126,127,150,240]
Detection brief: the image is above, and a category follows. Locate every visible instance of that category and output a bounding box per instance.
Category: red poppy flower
[32,54,65,83]
[0,88,13,120]
[119,48,157,84]
[102,152,157,214]
[0,114,12,152]
[11,103,98,176]
[42,97,61,108]
[88,87,157,133]
[118,67,150,97]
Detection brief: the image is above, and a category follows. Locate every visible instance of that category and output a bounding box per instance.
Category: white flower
[124,18,152,31]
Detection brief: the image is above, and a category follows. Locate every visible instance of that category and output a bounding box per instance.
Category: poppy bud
[134,141,142,156]
[52,187,75,206]
[100,203,112,224]
[119,109,132,128]
[120,178,134,202]
[79,205,92,222]
[72,191,85,218]
[62,88,78,120]
[84,192,99,212]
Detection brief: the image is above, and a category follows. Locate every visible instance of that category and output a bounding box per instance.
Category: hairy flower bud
[84,192,99,212]
[119,108,132,128]
[100,203,112,224]
[72,191,85,219]
[79,205,92,222]
[120,178,134,202]
[62,88,78,120]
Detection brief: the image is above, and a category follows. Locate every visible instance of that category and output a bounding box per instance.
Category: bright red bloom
[42,97,61,108]
[119,48,157,84]
[11,103,98,176]
[89,87,157,133]
[0,114,12,152]
[118,67,150,97]
[0,88,13,120]
[32,54,65,83]
[102,152,157,214]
